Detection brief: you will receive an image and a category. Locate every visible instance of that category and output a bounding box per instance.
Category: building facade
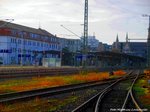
[81,35,99,52]
[97,42,112,52]
[112,34,121,52]
[112,33,147,58]
[0,21,61,65]
[59,38,81,52]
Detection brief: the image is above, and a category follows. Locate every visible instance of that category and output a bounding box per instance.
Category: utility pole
[83,0,88,68]
[147,15,150,68]
[143,14,150,67]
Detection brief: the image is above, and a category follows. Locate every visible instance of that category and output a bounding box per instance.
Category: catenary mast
[147,15,150,67]
[83,0,88,68]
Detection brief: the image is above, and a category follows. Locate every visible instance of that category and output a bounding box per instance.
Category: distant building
[147,20,150,67]
[121,42,147,58]
[98,42,112,52]
[112,33,147,58]
[112,34,121,52]
[123,33,131,54]
[0,21,61,65]
[81,35,99,52]
[59,38,81,52]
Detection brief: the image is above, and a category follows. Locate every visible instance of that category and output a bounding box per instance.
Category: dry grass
[73,72,109,82]
[0,70,127,112]
[134,70,150,108]
[144,70,150,75]
[0,70,125,94]
[113,70,126,76]
[140,94,150,105]
[0,96,78,112]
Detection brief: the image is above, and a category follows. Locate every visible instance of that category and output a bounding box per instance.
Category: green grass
[133,86,147,95]
[48,96,78,111]
[1,96,79,112]
[133,79,148,95]
[133,76,150,111]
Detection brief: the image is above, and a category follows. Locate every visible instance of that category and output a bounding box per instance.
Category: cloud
[0,0,149,44]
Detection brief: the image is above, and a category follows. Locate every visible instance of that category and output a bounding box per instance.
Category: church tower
[113,34,120,52]
[123,32,131,54]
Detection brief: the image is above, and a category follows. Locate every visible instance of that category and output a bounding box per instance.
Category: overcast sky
[0,0,150,44]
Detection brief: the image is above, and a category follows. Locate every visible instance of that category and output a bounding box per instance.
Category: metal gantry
[129,15,150,68]
[82,0,88,68]
[143,14,150,67]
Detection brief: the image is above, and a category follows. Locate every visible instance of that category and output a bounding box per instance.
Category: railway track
[0,67,129,79]
[0,76,126,104]
[0,70,138,104]
[72,70,143,112]
[0,67,81,79]
[120,70,143,112]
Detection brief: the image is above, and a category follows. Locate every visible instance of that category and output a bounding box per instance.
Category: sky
[0,0,150,44]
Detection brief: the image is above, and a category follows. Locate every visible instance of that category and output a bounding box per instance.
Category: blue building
[0,21,61,65]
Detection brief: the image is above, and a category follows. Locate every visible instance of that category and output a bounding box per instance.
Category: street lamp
[142,14,150,67]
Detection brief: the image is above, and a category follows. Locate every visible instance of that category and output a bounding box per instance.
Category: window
[41,43,43,47]
[28,41,31,45]
[37,42,40,46]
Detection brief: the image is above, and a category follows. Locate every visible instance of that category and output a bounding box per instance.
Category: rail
[121,70,142,112]
[72,70,134,112]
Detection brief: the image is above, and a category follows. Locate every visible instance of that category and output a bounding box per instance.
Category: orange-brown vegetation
[10,79,66,92]
[140,94,150,105]
[134,70,150,108]
[144,70,150,75]
[0,70,125,94]
[73,72,109,82]
[113,70,126,76]
[0,95,78,112]
[0,70,127,111]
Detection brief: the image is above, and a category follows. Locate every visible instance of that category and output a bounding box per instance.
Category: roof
[0,21,55,37]
[120,42,147,51]
[93,51,146,61]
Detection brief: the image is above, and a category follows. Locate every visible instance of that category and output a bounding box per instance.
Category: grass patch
[134,70,150,110]
[113,70,126,76]
[0,72,109,93]
[133,86,147,95]
[0,70,126,94]
[0,96,78,112]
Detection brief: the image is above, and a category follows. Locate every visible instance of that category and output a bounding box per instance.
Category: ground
[0,70,125,94]
[134,70,150,111]
[0,70,126,112]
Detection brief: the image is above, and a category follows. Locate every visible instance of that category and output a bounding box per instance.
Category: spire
[113,34,120,52]
[116,34,119,42]
[124,32,131,54]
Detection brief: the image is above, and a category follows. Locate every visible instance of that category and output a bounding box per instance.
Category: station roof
[90,51,146,61]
